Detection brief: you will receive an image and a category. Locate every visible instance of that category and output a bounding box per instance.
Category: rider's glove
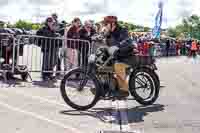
[108,46,119,58]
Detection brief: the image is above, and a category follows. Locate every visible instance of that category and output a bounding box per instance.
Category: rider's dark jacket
[105,25,133,58]
[105,25,132,48]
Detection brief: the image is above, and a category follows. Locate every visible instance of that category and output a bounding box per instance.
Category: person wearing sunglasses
[36,17,61,82]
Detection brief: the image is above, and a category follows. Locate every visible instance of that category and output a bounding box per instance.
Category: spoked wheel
[129,68,160,106]
[60,68,101,111]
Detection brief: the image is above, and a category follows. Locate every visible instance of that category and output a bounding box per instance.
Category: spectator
[166,39,170,57]
[149,42,155,57]
[197,41,200,54]
[51,13,62,75]
[138,39,143,55]
[191,40,198,57]
[51,13,59,31]
[94,23,101,33]
[176,40,181,56]
[51,13,68,76]
[66,17,81,40]
[36,17,61,81]
[52,13,66,36]
[187,39,192,55]
[143,41,149,56]
[181,41,187,55]
[79,20,96,69]
[80,20,95,42]
[59,20,67,36]
[63,17,82,70]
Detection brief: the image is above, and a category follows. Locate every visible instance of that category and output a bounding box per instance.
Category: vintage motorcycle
[60,36,160,111]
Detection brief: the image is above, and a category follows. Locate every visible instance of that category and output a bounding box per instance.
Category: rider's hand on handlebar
[108,46,119,57]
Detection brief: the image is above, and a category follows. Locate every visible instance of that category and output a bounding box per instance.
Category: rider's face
[103,23,117,33]
[101,23,112,35]
[105,23,112,32]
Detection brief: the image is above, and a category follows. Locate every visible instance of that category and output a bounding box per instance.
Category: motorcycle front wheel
[60,68,101,111]
[129,68,160,106]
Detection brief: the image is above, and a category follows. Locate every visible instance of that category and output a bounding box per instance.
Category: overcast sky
[0,0,198,28]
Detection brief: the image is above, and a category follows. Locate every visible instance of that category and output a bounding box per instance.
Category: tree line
[0,20,42,30]
[167,14,200,40]
[0,19,151,32]
[1,14,199,40]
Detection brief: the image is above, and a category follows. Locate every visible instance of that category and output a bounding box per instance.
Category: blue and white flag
[152,2,163,39]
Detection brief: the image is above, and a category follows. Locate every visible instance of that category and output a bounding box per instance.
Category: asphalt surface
[0,56,200,133]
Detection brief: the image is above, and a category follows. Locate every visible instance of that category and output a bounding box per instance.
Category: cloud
[27,0,56,5]
[0,0,199,28]
[0,0,15,7]
[77,0,108,15]
[71,0,108,16]
[177,0,193,18]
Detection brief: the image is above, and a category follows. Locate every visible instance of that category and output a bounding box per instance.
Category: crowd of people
[129,32,200,57]
[36,14,101,81]
[1,13,199,82]
[34,13,200,81]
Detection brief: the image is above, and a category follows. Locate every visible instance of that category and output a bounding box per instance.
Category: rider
[102,16,133,97]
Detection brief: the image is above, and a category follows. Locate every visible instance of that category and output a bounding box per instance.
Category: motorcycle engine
[95,47,110,66]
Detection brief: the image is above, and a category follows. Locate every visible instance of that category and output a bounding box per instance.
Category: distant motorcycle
[60,36,160,111]
[0,33,29,81]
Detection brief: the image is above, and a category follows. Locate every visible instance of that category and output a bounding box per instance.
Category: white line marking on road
[0,101,83,133]
[0,88,135,132]
[110,101,132,132]
[0,88,67,107]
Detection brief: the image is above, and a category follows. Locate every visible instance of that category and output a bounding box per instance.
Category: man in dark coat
[36,17,61,81]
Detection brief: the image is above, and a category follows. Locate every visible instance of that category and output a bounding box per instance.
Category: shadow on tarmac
[60,104,165,124]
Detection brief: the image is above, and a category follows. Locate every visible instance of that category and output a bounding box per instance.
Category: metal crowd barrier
[2,33,194,84]
[0,33,16,83]
[0,34,92,83]
[15,35,91,72]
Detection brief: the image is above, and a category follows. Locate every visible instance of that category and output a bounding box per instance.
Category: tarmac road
[0,56,200,133]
